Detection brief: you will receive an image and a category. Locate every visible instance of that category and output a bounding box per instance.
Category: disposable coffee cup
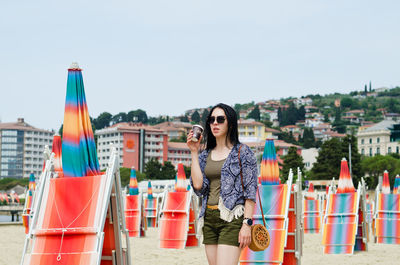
[192,125,204,142]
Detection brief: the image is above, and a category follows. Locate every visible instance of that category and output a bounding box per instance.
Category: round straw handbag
[239,145,270,252]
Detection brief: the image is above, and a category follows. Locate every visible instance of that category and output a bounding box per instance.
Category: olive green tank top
[204,153,226,206]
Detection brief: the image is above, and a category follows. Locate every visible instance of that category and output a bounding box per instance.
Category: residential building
[342,116,361,124]
[238,119,266,142]
[167,142,191,166]
[96,122,168,172]
[0,118,54,179]
[304,106,319,113]
[294,97,313,107]
[152,121,192,140]
[344,109,365,117]
[384,113,400,121]
[302,148,319,171]
[265,127,280,140]
[357,120,400,156]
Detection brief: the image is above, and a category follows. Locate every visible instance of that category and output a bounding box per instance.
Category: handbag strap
[238,145,266,227]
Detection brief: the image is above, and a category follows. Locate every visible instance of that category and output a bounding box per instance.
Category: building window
[376,147,380,155]
[361,149,364,155]
[397,146,399,154]
[369,138,372,144]
[369,148,372,156]
[361,139,364,144]
[388,147,392,154]
[377,137,380,143]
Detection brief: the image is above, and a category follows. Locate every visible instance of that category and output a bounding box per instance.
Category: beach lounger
[303,196,321,234]
[125,193,146,237]
[322,186,360,254]
[20,150,131,265]
[374,192,400,244]
[240,173,295,265]
[143,194,159,228]
[159,189,199,249]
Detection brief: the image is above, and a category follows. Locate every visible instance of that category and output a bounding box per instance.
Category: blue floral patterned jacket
[191,143,258,221]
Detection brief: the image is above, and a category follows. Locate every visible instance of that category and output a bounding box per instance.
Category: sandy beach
[2,224,400,265]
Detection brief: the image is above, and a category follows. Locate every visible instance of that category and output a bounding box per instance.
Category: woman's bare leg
[205,244,218,265]
[216,245,241,265]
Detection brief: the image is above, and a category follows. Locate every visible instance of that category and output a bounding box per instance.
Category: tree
[201,109,209,125]
[160,161,176,179]
[361,155,400,189]
[58,124,63,137]
[180,115,189,122]
[111,112,127,124]
[281,147,304,182]
[311,138,343,180]
[311,136,362,184]
[301,128,315,148]
[341,97,353,108]
[119,167,146,187]
[170,132,187,143]
[127,109,148,123]
[298,106,306,121]
[144,158,162,179]
[94,112,112,129]
[369,81,372,92]
[191,111,200,123]
[247,106,260,121]
[364,84,368,94]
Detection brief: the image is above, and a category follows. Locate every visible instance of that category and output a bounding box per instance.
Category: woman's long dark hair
[203,103,240,150]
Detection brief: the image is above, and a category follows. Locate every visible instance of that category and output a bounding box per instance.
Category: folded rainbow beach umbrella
[393,175,400,194]
[175,163,187,192]
[52,134,63,177]
[61,63,100,178]
[29,173,36,190]
[336,158,355,194]
[308,183,315,192]
[129,168,139,195]
[382,170,391,194]
[147,181,153,199]
[259,139,280,185]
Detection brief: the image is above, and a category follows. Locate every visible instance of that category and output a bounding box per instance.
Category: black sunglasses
[208,116,226,124]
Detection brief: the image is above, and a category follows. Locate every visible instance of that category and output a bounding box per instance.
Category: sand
[1,225,400,265]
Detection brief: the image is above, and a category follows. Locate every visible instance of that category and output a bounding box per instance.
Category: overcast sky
[1,0,399,131]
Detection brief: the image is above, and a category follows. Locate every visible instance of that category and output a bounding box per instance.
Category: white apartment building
[167,142,191,166]
[357,120,400,156]
[95,122,168,172]
[0,118,54,179]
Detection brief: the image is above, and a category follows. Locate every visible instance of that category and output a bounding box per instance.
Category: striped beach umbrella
[175,163,187,192]
[382,170,391,194]
[3,193,9,204]
[129,168,139,195]
[52,134,63,177]
[393,175,400,194]
[29,173,36,190]
[147,181,153,199]
[308,183,315,193]
[337,158,355,193]
[62,63,100,177]
[259,139,280,185]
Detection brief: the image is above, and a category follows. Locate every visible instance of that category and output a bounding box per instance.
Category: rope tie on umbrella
[53,181,100,262]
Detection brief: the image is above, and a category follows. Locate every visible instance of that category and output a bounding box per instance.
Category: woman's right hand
[186,130,202,152]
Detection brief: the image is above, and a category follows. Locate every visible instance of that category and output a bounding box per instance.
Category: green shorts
[202,208,244,246]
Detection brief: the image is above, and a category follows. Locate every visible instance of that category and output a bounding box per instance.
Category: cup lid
[192,124,204,130]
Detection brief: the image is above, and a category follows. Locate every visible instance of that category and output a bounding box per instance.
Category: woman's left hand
[238,224,251,248]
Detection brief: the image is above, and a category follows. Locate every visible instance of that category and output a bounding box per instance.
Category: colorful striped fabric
[129,168,139,195]
[26,175,108,264]
[159,191,192,249]
[259,139,280,185]
[52,134,63,177]
[175,163,187,192]
[62,64,99,178]
[337,158,355,193]
[375,193,400,244]
[240,184,289,264]
[29,173,36,190]
[393,175,400,194]
[308,183,315,192]
[382,170,391,194]
[144,196,158,228]
[125,194,144,237]
[304,198,321,233]
[147,181,153,199]
[322,192,359,254]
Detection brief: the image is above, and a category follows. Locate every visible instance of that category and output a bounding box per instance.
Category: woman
[187,103,258,265]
